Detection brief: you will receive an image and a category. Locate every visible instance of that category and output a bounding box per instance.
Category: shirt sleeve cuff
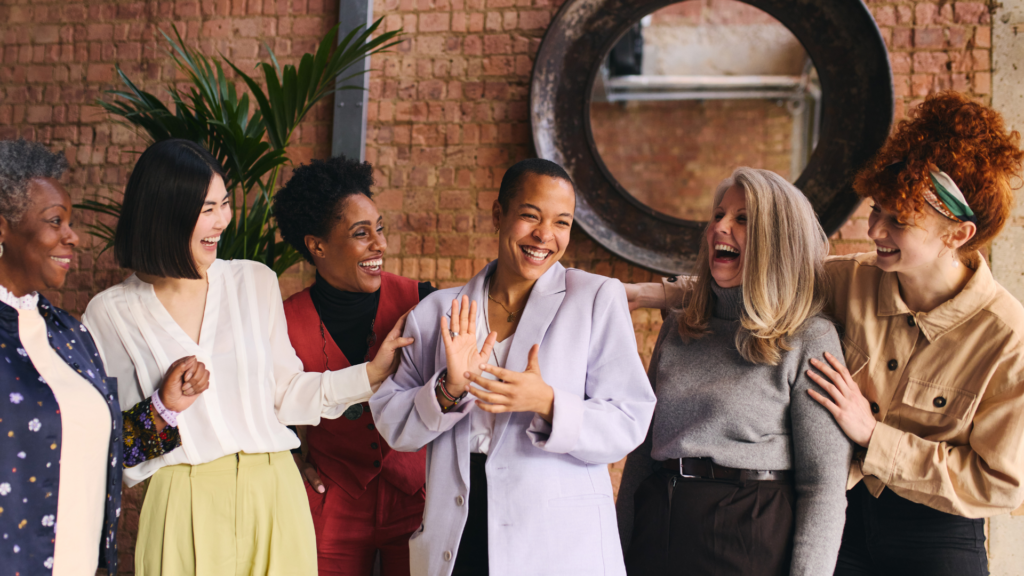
[321,363,373,419]
[413,370,471,432]
[526,387,583,454]
[861,421,904,484]
[661,277,688,309]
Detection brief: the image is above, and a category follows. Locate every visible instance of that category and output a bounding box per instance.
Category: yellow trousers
[135,451,317,576]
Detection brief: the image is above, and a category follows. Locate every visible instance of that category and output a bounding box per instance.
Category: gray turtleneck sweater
[616,283,853,576]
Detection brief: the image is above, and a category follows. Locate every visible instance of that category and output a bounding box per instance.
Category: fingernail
[464,372,471,379]
[317,486,325,493]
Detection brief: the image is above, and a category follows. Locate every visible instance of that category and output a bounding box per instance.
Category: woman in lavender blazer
[370,159,656,576]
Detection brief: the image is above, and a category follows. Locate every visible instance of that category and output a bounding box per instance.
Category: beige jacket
[656,253,1024,518]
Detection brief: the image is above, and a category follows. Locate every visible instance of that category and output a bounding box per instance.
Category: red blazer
[283,272,426,498]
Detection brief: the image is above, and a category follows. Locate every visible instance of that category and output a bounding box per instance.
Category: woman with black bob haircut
[273,155,435,576]
[83,139,414,575]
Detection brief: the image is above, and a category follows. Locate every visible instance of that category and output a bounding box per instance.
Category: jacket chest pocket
[898,379,978,437]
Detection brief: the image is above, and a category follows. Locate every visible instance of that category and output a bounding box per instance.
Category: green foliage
[81,21,402,275]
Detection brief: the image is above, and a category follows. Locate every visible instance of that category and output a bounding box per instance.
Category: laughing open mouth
[200,235,221,248]
[520,245,553,264]
[713,243,740,261]
[359,258,383,272]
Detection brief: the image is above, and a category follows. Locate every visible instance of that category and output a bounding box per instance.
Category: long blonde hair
[678,167,830,365]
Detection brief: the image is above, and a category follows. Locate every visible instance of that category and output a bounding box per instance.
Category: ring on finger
[450,330,459,338]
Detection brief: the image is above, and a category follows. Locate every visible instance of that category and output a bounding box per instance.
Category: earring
[0,243,5,258]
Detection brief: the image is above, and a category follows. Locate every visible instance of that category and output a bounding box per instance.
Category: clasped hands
[439,295,555,422]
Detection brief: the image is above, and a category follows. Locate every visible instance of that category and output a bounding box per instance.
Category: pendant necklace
[487,291,524,323]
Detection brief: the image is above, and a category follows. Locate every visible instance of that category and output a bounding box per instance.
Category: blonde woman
[616,168,853,576]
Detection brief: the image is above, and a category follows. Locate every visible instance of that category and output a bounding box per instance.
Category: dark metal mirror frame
[530,0,894,274]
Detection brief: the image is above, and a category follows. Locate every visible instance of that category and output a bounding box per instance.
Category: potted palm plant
[80,21,401,275]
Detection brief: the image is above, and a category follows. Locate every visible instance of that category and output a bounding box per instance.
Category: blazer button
[907,315,916,327]
[443,551,453,562]
[367,423,375,431]
[370,442,378,450]
[887,359,898,371]
[373,460,381,468]
[933,396,947,408]
[456,495,465,506]
[870,402,880,414]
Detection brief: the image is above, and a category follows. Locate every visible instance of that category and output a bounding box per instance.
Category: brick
[476,147,506,166]
[890,52,912,74]
[913,27,944,48]
[463,35,482,55]
[973,71,991,94]
[518,11,550,30]
[975,26,991,48]
[202,19,233,38]
[440,235,471,256]
[419,13,449,32]
[468,13,485,32]
[26,105,51,124]
[440,190,472,209]
[913,51,949,73]
[954,3,989,24]
[485,11,502,31]
[911,73,934,96]
[502,11,518,30]
[86,63,114,83]
[895,4,913,24]
[482,56,513,75]
[971,49,990,71]
[483,34,511,54]
[891,28,912,49]
[33,25,60,44]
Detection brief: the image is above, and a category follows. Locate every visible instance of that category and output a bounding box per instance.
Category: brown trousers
[625,470,795,576]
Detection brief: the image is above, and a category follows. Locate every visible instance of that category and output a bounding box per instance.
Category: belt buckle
[678,459,698,479]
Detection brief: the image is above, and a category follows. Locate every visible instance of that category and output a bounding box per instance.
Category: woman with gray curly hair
[0,139,210,576]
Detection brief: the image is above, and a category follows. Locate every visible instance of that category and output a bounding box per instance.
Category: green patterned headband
[925,163,977,225]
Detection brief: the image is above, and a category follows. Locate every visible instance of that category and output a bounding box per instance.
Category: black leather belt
[661,457,792,483]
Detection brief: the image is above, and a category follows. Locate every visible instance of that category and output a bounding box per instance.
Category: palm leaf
[84,20,404,276]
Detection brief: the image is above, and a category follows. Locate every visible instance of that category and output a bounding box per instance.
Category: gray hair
[0,139,68,224]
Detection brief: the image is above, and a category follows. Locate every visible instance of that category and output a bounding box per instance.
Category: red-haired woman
[630,92,1024,575]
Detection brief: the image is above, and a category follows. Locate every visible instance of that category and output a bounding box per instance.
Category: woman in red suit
[273,157,434,576]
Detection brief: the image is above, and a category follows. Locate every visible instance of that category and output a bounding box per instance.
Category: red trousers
[305,473,425,576]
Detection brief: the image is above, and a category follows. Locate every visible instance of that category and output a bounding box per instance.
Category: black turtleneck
[309,272,436,364]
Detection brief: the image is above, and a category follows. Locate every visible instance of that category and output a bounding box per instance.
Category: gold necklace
[487,292,524,323]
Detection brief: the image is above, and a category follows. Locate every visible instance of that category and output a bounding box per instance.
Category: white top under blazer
[83,259,372,487]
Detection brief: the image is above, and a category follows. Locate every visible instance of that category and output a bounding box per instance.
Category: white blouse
[83,259,372,486]
[468,282,514,455]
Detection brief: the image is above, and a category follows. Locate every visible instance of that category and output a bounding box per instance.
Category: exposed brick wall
[0,0,996,573]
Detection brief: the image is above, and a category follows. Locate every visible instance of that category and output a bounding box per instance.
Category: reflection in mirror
[590,0,821,221]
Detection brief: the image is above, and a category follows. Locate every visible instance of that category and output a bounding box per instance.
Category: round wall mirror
[532,0,893,274]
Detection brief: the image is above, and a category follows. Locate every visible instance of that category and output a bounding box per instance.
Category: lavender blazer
[370,261,656,576]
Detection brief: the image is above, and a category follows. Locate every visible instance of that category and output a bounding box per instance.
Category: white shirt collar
[0,284,39,310]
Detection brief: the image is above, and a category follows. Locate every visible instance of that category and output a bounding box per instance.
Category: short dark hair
[273,156,375,263]
[115,139,226,279]
[0,139,68,224]
[497,158,575,212]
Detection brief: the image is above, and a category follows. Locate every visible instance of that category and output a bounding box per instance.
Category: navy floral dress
[0,296,123,575]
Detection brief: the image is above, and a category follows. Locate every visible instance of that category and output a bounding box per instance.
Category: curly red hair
[853,91,1024,252]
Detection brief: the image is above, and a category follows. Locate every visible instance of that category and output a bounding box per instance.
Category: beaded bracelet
[436,369,467,411]
[151,390,180,428]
